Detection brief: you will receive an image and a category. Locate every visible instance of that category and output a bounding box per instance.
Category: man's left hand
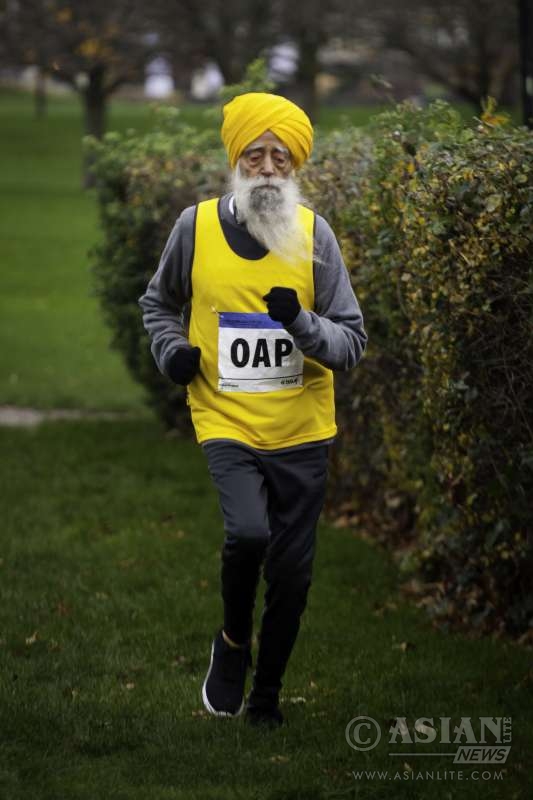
[263,287,301,326]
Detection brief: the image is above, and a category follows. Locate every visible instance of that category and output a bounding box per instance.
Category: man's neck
[218,193,268,260]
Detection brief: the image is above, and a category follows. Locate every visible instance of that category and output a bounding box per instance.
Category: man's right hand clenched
[167,346,201,386]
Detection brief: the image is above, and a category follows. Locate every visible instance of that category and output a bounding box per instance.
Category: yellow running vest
[186,198,336,449]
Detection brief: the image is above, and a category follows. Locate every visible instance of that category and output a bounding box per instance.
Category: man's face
[230,131,307,262]
[238,130,293,180]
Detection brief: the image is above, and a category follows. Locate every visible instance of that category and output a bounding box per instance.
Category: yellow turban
[221,92,313,169]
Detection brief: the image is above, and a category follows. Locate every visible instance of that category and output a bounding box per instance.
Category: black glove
[262,287,301,326]
[167,346,201,386]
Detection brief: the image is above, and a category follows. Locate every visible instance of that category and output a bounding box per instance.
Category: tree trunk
[82,66,108,188]
[292,35,320,123]
[84,66,107,138]
[475,30,491,104]
[519,0,533,127]
[491,46,520,107]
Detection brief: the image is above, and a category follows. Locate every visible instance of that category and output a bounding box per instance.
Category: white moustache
[230,167,311,264]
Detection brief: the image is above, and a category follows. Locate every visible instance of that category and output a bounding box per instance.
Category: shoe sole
[201,638,246,717]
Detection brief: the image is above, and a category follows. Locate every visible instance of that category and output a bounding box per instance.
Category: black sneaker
[245,704,284,729]
[202,629,252,716]
[244,688,284,729]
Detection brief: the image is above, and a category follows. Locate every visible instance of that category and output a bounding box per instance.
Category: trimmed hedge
[87,100,533,638]
[86,108,226,429]
[303,101,533,637]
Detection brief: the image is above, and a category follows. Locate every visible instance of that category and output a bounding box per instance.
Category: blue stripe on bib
[219,312,283,330]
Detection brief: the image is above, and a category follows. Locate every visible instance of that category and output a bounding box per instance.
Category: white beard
[229,166,312,265]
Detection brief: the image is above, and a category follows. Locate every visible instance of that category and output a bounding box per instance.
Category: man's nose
[260,152,275,176]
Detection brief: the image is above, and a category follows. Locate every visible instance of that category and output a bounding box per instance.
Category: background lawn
[1,419,531,799]
[0,90,150,411]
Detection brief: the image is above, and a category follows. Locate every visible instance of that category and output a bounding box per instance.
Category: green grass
[1,419,531,799]
[0,89,155,411]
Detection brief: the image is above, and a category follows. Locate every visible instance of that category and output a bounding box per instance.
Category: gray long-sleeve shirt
[138,192,368,453]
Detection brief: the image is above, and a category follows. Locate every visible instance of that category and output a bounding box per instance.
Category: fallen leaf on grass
[322,767,339,778]
[373,601,399,617]
[171,655,190,668]
[392,641,416,652]
[517,630,533,647]
[514,670,533,690]
[288,696,306,704]
[269,755,290,763]
[117,559,136,569]
[25,631,38,645]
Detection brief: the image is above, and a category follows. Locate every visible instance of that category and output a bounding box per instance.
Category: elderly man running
[139,92,368,729]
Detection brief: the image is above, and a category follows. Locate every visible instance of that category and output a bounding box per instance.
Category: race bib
[217,312,304,393]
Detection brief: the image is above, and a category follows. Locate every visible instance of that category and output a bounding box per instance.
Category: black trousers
[203,440,330,700]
